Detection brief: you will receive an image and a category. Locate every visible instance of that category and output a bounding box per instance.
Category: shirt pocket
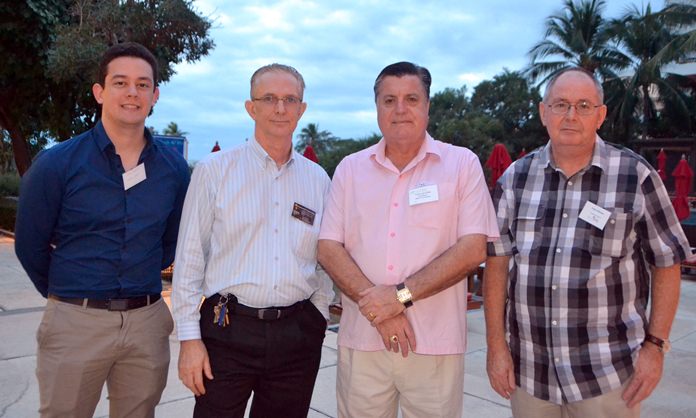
[588,210,633,258]
[407,182,457,229]
[511,205,545,255]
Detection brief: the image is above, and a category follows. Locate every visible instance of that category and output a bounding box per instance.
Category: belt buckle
[108,299,129,311]
[258,309,281,320]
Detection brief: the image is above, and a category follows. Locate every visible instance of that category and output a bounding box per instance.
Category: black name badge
[292,202,316,226]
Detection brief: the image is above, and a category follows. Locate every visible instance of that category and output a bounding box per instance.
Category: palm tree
[162,122,188,137]
[604,3,695,140]
[295,123,335,154]
[525,0,630,84]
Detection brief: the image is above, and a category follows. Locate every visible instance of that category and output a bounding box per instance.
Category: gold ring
[390,335,399,344]
[367,312,376,321]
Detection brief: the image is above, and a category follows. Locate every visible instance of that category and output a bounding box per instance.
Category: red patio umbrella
[657,148,667,180]
[303,145,318,163]
[211,141,221,152]
[671,155,693,221]
[485,143,512,188]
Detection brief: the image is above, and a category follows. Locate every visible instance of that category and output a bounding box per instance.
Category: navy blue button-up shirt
[15,121,190,299]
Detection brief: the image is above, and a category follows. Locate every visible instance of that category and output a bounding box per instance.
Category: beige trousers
[337,346,465,418]
[510,381,641,418]
[36,298,173,418]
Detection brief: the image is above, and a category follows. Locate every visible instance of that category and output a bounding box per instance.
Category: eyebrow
[110,74,154,82]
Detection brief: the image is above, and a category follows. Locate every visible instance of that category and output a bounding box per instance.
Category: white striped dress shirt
[172,138,333,341]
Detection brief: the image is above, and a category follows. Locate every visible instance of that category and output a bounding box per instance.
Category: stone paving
[1,236,695,417]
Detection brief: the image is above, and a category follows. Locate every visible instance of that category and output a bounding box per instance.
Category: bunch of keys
[213,294,230,327]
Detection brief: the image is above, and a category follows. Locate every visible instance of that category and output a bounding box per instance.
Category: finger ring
[390,335,399,344]
[367,312,376,321]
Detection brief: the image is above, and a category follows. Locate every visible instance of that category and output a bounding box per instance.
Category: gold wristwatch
[396,283,413,308]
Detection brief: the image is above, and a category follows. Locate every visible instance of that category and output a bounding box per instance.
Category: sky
[147,0,665,162]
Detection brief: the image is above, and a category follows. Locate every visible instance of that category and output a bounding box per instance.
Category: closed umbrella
[303,145,318,163]
[211,141,221,152]
[657,148,667,181]
[671,155,693,221]
[485,143,512,188]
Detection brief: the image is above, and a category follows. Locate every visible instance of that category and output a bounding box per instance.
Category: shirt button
[274,256,279,261]
[274,285,278,290]
[393,202,399,207]
[387,265,394,271]
[610,219,616,224]
[562,213,568,218]
[552,285,557,290]
[556,248,561,253]
[390,232,396,237]
[275,202,279,206]
[274,228,279,233]
[568,181,573,186]
[555,357,560,363]
[552,320,558,325]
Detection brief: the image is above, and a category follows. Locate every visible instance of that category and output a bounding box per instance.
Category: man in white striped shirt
[171,63,333,417]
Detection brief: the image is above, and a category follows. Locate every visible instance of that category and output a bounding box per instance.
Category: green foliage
[0,206,16,232]
[295,123,337,155]
[162,122,188,136]
[0,0,214,175]
[0,174,20,197]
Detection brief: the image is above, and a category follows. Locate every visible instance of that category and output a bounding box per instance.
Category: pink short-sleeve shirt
[319,134,499,354]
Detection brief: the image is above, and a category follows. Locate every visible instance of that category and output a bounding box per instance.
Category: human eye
[138,82,151,89]
[112,80,126,87]
[577,100,592,111]
[383,96,395,106]
[285,96,300,104]
[262,95,276,104]
[406,95,420,105]
[552,102,569,112]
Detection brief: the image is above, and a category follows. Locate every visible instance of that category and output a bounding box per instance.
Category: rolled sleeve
[318,160,347,243]
[488,177,515,257]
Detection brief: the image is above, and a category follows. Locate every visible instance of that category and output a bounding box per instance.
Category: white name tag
[408,184,439,206]
[579,201,611,230]
[122,163,147,190]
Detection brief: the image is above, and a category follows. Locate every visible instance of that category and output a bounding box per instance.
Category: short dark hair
[373,61,431,101]
[543,67,603,103]
[97,42,158,88]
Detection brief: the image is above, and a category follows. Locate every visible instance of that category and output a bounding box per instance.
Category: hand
[486,342,516,399]
[178,339,214,396]
[358,285,404,325]
[622,344,664,408]
[375,313,416,357]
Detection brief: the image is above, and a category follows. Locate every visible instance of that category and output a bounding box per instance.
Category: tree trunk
[641,84,651,141]
[0,107,31,176]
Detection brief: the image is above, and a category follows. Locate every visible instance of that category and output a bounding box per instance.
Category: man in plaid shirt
[484,68,692,418]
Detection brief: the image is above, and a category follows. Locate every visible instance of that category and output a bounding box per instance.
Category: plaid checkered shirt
[488,137,691,404]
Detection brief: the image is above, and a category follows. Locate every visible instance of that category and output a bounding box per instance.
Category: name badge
[122,163,146,190]
[579,201,611,230]
[409,184,439,206]
[292,202,316,226]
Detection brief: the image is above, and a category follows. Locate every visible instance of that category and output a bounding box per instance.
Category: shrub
[0,173,20,197]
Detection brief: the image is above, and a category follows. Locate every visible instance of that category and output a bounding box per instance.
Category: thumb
[203,357,214,380]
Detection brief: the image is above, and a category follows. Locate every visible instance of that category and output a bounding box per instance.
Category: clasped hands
[358,284,416,357]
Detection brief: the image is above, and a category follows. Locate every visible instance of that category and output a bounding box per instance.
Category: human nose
[394,98,407,113]
[274,98,286,112]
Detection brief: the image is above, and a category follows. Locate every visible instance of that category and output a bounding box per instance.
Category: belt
[211,294,308,321]
[48,294,161,311]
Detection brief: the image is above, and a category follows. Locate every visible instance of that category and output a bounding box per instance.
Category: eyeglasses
[252,95,303,108]
[547,100,602,116]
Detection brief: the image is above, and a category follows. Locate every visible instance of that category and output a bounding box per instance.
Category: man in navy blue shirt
[14,42,189,418]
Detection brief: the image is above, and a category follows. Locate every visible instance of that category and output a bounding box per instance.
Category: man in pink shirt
[318,61,499,417]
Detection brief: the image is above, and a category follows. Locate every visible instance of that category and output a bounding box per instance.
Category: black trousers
[193,295,326,418]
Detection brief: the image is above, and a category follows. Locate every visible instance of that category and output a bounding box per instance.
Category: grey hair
[543,67,604,103]
[250,63,305,98]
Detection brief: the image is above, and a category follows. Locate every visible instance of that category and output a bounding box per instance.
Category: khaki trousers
[36,298,173,418]
[337,346,465,418]
[510,381,641,418]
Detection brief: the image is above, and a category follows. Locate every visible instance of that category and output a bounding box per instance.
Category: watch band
[643,333,669,353]
[396,283,413,308]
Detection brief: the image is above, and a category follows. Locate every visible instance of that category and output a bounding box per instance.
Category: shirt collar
[92,120,156,155]
[248,137,295,170]
[541,134,606,173]
[370,132,441,171]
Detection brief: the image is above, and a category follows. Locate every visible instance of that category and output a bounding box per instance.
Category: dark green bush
[0,206,16,232]
[0,173,20,197]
